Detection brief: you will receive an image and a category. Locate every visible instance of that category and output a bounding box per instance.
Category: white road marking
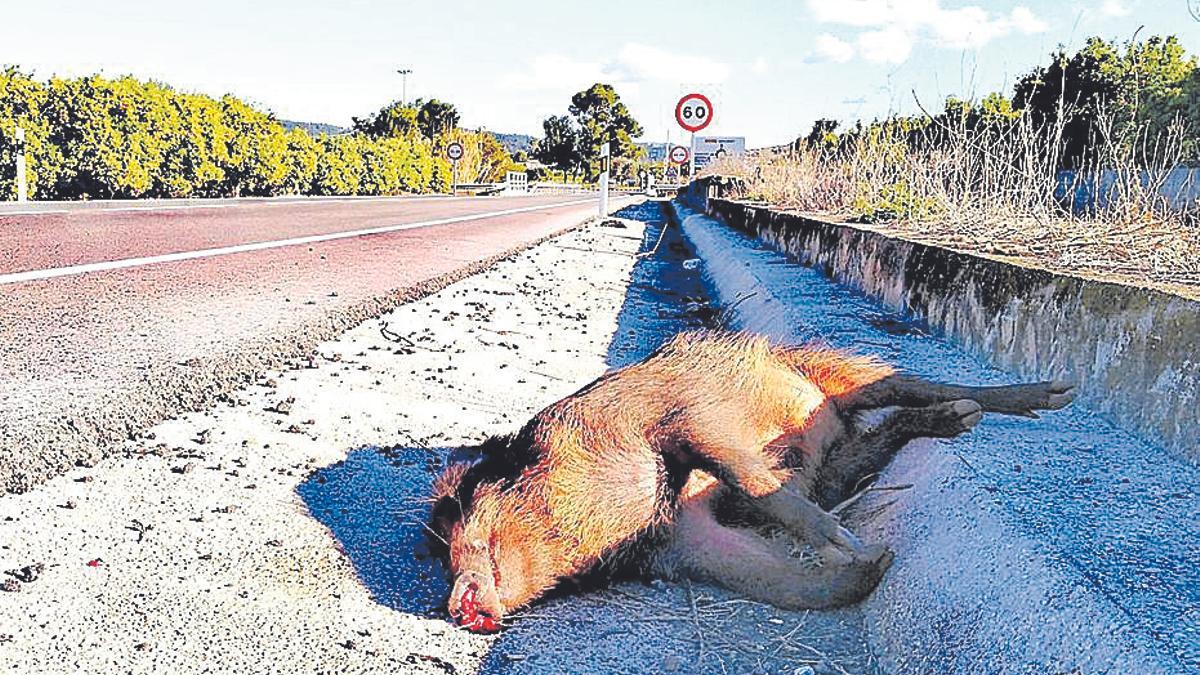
[0,197,598,286]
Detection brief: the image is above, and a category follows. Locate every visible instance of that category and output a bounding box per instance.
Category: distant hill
[280,119,348,136]
[493,132,534,156]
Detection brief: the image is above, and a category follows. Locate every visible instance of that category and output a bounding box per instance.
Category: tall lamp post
[396,68,412,106]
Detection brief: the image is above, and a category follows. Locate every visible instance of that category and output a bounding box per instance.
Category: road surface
[0,194,620,492]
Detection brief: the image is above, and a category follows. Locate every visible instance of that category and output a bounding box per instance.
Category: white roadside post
[689,132,695,180]
[598,140,610,216]
[15,126,28,203]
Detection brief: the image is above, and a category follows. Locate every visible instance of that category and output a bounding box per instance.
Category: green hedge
[0,68,456,200]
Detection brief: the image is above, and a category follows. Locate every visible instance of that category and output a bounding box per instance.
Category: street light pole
[396,68,412,106]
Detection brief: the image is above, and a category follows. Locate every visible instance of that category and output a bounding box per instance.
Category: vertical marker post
[688,131,695,182]
[598,140,610,216]
[15,126,27,203]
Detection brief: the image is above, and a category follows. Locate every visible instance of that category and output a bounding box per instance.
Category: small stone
[268,398,294,415]
[0,579,20,592]
[6,563,44,583]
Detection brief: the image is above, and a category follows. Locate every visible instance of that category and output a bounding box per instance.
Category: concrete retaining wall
[689,183,1199,462]
[667,199,1200,673]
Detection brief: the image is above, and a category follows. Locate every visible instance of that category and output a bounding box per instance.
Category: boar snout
[449,569,504,633]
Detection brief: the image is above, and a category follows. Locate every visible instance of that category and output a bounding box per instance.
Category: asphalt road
[0,193,618,492]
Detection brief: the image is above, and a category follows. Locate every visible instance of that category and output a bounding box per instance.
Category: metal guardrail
[453,181,594,196]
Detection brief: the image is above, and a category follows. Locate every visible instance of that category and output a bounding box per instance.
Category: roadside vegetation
[707,36,1200,288]
[531,83,646,184]
[0,69,517,200]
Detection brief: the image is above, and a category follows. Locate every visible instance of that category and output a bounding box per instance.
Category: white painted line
[0,197,598,286]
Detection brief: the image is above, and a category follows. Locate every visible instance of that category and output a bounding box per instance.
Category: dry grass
[704,112,1200,293]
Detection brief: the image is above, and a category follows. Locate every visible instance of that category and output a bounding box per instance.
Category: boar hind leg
[667,503,893,609]
[814,399,983,509]
[838,375,1075,418]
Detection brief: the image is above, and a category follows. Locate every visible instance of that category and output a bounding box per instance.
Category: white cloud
[751,56,770,74]
[858,26,914,63]
[810,33,856,63]
[1100,0,1131,17]
[805,0,1046,63]
[1009,7,1048,33]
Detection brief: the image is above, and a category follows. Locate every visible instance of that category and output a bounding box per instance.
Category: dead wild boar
[430,331,1073,632]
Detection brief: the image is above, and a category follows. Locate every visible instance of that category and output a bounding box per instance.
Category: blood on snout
[456,585,501,633]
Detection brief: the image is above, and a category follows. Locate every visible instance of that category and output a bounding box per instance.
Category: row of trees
[532,83,645,182]
[799,35,1200,169]
[0,69,517,200]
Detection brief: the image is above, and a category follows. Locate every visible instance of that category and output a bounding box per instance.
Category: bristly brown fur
[429,329,1074,627]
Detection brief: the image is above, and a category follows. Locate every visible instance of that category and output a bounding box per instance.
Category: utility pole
[15,126,27,203]
[397,68,412,106]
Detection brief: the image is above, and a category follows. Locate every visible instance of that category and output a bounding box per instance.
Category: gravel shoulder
[0,201,873,674]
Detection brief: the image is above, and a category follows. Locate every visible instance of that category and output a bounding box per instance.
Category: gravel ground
[0,201,873,674]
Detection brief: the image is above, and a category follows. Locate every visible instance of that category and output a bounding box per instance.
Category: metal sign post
[15,126,27,203]
[598,141,610,216]
[675,93,713,182]
[446,141,464,196]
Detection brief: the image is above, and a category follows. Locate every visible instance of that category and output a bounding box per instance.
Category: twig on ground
[636,221,672,259]
[830,483,914,516]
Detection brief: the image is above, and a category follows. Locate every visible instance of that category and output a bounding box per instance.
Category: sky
[2,1,1198,148]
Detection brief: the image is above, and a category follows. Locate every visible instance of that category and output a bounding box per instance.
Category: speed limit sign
[446,141,464,161]
[675,93,713,133]
[668,145,689,165]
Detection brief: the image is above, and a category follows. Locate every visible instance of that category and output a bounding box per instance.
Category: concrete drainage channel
[669,200,1199,672]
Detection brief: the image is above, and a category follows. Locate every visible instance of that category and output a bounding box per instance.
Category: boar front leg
[703,448,874,564]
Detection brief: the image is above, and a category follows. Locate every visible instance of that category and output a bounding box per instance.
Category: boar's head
[428,430,566,632]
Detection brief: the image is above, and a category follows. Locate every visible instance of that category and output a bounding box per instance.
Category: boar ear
[427,494,461,554]
[428,461,474,552]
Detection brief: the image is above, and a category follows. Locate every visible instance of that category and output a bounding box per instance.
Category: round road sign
[446,141,464,161]
[675,93,713,133]
[668,145,690,165]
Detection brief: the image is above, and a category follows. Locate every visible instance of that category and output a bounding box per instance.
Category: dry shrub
[703,110,1200,288]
